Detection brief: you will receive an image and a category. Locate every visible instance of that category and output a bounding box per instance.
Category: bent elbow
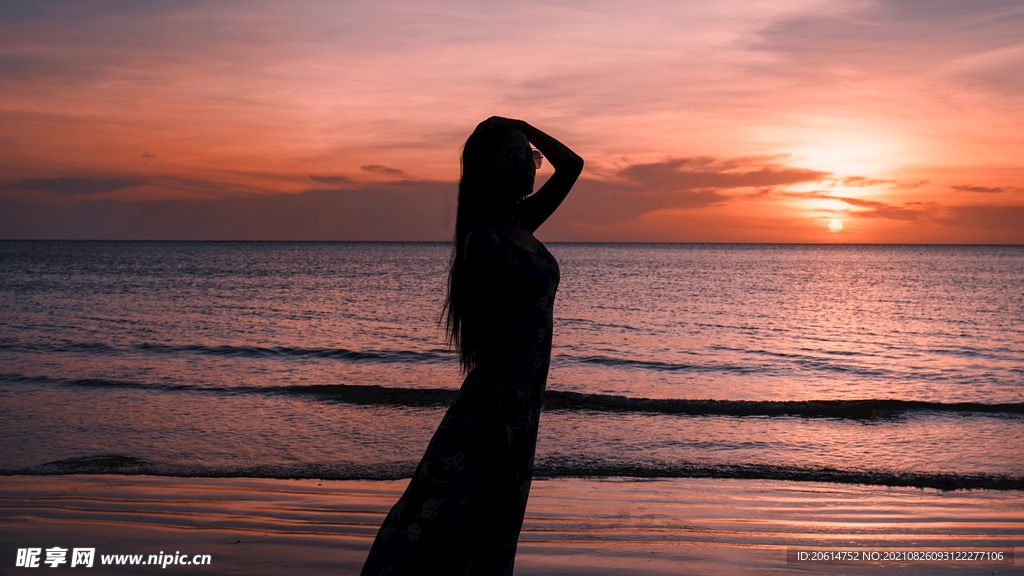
[568,154,584,178]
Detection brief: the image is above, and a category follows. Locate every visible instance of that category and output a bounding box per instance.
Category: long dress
[361,225,559,576]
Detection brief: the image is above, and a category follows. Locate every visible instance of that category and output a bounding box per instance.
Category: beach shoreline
[2,474,1021,575]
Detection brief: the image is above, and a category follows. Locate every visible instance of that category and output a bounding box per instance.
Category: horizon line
[3,239,1022,247]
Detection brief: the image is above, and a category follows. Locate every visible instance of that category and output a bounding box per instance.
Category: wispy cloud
[361,165,406,177]
[829,197,933,222]
[826,176,928,190]
[785,189,934,222]
[951,185,1024,194]
[309,174,354,185]
[614,157,827,192]
[8,177,145,196]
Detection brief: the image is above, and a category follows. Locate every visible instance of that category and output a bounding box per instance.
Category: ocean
[1,241,1021,490]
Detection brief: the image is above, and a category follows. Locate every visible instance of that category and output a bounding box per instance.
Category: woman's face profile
[495,129,536,199]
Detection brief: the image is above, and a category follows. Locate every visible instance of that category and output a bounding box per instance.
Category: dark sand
[1,475,1021,574]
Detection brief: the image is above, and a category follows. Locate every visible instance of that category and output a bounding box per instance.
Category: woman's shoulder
[465,225,506,253]
[463,226,511,269]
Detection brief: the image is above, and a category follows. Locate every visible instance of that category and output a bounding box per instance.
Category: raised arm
[498,118,584,232]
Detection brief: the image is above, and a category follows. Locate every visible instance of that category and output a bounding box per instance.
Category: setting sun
[829,219,844,233]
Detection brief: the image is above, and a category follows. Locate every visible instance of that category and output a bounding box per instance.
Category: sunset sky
[1,0,1022,242]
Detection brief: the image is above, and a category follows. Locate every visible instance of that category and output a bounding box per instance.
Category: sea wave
[5,373,1022,419]
[0,340,450,363]
[137,343,449,363]
[6,453,1021,491]
[4,339,1016,380]
[558,351,900,377]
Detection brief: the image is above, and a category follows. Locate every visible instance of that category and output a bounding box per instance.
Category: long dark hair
[443,118,516,372]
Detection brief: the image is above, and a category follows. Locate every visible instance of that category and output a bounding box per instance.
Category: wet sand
[1,475,1021,575]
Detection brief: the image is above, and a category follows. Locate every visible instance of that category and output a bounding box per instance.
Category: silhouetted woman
[361,117,583,575]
